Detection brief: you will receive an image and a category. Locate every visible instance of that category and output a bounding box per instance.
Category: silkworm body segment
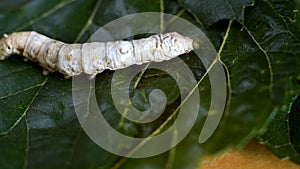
[0,31,196,78]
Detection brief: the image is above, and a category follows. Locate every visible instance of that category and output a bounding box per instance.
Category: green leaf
[295,0,300,36]
[178,0,254,27]
[0,0,299,169]
[254,0,300,164]
[258,89,300,163]
[256,0,300,160]
[184,0,300,155]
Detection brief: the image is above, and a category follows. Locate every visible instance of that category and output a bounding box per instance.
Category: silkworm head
[0,34,14,60]
[163,32,194,58]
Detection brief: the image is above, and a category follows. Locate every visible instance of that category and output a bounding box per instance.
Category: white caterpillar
[0,31,197,79]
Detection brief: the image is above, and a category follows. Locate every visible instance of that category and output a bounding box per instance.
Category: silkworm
[0,31,197,79]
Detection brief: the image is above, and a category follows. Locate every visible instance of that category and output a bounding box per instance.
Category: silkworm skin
[0,31,196,78]
[81,42,106,75]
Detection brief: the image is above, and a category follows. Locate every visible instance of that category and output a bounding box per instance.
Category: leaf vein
[0,78,48,136]
[74,0,102,43]
[0,81,44,100]
[16,0,76,31]
[238,21,274,97]
[0,66,32,78]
